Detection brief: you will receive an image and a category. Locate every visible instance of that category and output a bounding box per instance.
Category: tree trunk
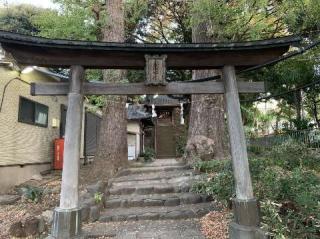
[185,20,229,162]
[312,98,320,128]
[87,0,127,183]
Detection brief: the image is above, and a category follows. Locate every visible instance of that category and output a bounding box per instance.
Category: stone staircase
[99,159,217,223]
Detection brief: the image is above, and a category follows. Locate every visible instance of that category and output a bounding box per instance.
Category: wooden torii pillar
[50,66,85,238]
[0,31,299,239]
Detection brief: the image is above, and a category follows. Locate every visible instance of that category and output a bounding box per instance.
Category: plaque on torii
[145,54,167,86]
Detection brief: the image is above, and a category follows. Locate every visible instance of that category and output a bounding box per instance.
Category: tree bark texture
[186,18,229,161]
[88,0,128,182]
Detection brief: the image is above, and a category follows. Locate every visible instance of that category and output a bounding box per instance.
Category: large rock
[0,195,20,205]
[185,135,215,162]
[24,217,40,236]
[9,221,26,237]
[41,210,53,224]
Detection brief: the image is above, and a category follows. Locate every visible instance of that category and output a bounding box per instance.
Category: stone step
[113,169,196,183]
[108,176,200,195]
[117,165,190,177]
[105,193,212,208]
[99,202,217,222]
[129,159,185,168]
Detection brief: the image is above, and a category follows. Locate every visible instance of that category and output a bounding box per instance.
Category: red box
[54,138,64,170]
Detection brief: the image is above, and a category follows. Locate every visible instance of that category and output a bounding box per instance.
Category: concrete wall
[0,65,67,193]
[0,164,51,193]
[127,121,141,159]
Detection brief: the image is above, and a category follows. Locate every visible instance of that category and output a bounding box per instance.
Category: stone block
[51,207,82,239]
[136,186,154,194]
[9,221,26,237]
[86,181,107,196]
[232,198,260,227]
[137,212,160,220]
[24,217,40,236]
[229,222,257,239]
[0,195,20,205]
[80,205,90,222]
[129,198,144,207]
[105,199,122,208]
[89,206,101,222]
[42,210,53,224]
[37,216,47,234]
[164,198,180,206]
[144,198,164,206]
[180,194,202,204]
[164,210,186,220]
[154,186,174,194]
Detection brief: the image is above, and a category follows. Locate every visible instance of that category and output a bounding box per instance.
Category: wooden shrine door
[155,110,176,158]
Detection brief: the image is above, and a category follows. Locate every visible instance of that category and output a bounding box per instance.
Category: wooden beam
[31,81,265,96]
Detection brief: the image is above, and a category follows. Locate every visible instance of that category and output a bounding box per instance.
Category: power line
[241,78,320,103]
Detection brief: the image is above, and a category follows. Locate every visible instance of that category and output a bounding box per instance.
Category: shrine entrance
[155,109,176,158]
[0,31,300,239]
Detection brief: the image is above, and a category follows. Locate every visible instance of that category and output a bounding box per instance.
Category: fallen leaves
[200,209,231,239]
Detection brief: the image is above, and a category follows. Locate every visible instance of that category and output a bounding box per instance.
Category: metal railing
[247,128,320,150]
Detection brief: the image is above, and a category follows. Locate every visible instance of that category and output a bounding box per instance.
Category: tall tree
[91,0,128,181]
[186,10,229,161]
[33,0,148,182]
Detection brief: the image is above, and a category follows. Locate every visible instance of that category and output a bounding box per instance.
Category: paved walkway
[84,219,205,239]
[84,159,217,238]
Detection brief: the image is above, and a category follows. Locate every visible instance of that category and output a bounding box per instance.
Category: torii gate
[0,31,300,239]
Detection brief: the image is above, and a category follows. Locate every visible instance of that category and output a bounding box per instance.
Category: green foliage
[94,192,104,204]
[192,141,320,238]
[21,185,43,203]
[194,159,231,174]
[191,0,320,41]
[176,134,187,157]
[33,7,96,40]
[267,140,320,171]
[0,4,45,35]
[141,147,155,162]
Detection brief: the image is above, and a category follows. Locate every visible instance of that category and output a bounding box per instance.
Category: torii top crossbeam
[0,31,300,70]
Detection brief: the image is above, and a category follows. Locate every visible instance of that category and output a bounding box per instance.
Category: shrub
[193,160,231,173]
[176,135,187,157]
[21,185,43,203]
[254,166,288,201]
[266,140,320,171]
[191,140,320,238]
[192,160,234,202]
[142,147,155,162]
[94,192,104,204]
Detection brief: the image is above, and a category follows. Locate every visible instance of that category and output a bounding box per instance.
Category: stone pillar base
[50,207,82,239]
[230,198,267,239]
[229,222,267,239]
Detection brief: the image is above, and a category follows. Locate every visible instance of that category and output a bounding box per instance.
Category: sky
[2,0,58,9]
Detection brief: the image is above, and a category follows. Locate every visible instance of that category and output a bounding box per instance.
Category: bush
[191,140,320,238]
[176,135,187,157]
[266,140,320,171]
[193,160,231,173]
[142,147,155,162]
[21,185,43,203]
